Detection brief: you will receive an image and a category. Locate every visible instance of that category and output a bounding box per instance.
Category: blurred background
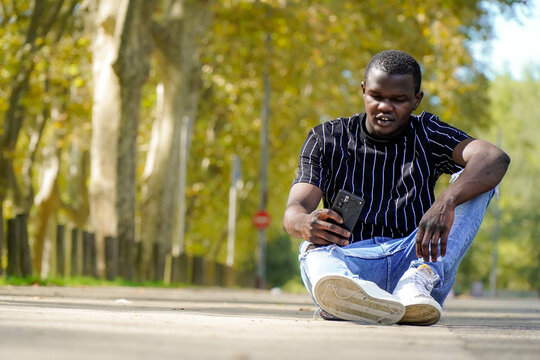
[0,0,538,297]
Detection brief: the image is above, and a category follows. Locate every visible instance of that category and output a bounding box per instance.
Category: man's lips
[375,114,394,126]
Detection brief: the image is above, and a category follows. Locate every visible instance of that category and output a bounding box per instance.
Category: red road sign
[252,210,271,229]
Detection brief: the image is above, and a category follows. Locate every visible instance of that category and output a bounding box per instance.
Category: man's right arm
[282,182,351,246]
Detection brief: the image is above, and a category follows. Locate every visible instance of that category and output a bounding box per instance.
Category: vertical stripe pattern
[293,112,470,243]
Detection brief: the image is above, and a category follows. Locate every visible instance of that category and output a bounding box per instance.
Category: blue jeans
[299,189,494,306]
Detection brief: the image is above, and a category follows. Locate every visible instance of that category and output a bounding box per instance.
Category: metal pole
[489,192,500,297]
[257,33,271,289]
[175,116,191,256]
[227,155,241,267]
[489,129,502,297]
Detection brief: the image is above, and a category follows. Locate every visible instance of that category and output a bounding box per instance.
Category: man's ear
[414,91,424,109]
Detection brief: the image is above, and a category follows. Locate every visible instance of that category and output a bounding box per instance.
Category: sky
[479,0,540,78]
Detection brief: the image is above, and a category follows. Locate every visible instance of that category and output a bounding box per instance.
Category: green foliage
[265,233,298,288]
[0,0,91,215]
[2,0,535,288]
[457,66,540,292]
[0,275,190,288]
[185,0,529,271]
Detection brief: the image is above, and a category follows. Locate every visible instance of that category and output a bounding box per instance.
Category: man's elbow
[491,150,511,183]
[497,150,511,172]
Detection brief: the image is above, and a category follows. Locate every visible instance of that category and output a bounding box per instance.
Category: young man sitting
[282,50,510,325]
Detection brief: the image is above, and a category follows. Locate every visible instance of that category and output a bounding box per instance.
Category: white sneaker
[393,264,442,325]
[313,274,405,324]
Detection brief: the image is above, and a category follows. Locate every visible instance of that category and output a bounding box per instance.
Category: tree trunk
[62,147,90,229]
[0,0,77,209]
[86,0,129,273]
[0,0,46,208]
[112,0,156,280]
[139,0,212,279]
[32,144,60,275]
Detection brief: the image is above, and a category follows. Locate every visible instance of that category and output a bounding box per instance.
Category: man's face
[362,68,423,140]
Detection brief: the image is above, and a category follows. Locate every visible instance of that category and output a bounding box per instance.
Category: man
[282,50,510,325]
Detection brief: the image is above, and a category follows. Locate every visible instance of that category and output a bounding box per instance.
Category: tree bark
[32,144,60,275]
[62,147,90,229]
[139,0,212,279]
[86,0,129,273]
[112,0,156,280]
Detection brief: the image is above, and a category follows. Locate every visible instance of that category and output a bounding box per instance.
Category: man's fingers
[323,209,345,224]
[422,240,430,262]
[315,220,350,239]
[313,211,350,239]
[415,229,424,258]
[430,236,438,262]
[310,219,350,246]
[440,233,448,258]
[310,232,349,247]
[420,232,433,262]
[316,227,349,246]
[309,237,332,246]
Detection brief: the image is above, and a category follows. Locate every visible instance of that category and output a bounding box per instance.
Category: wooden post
[124,238,134,281]
[82,231,90,276]
[171,254,180,283]
[134,241,142,282]
[180,252,190,283]
[205,260,216,286]
[214,262,226,287]
[118,236,134,281]
[105,236,118,281]
[118,236,125,278]
[16,214,32,277]
[152,242,164,282]
[0,207,4,276]
[6,218,20,277]
[171,253,191,284]
[238,270,255,288]
[224,266,235,287]
[70,228,80,277]
[192,255,205,286]
[89,233,97,278]
[56,224,65,277]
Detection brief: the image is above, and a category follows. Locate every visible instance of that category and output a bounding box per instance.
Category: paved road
[0,285,539,360]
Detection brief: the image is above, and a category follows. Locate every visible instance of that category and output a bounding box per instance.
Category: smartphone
[330,189,365,232]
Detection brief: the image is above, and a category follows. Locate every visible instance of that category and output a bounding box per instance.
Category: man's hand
[296,209,351,246]
[415,197,455,262]
[283,183,351,246]
[415,138,511,262]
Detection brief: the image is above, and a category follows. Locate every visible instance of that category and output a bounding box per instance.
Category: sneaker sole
[313,275,405,324]
[398,303,441,326]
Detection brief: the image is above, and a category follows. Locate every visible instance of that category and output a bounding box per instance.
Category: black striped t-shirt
[293,112,471,242]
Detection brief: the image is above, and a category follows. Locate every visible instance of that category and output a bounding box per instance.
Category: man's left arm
[416,138,511,262]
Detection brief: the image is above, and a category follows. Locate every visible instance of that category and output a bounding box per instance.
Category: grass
[0,275,191,288]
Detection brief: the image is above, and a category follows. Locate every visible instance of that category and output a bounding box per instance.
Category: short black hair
[364,50,422,94]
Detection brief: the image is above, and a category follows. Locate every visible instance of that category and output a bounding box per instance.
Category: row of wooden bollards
[1,214,255,287]
[3,214,33,278]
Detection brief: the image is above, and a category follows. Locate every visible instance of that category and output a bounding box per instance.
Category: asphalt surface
[0,285,539,360]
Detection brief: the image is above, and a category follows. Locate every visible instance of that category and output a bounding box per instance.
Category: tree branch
[53,0,78,43]
[0,1,9,26]
[11,0,21,19]
[25,0,46,45]
[1,64,34,151]
[40,0,65,42]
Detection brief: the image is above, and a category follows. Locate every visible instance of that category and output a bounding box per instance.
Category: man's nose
[377,99,393,112]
